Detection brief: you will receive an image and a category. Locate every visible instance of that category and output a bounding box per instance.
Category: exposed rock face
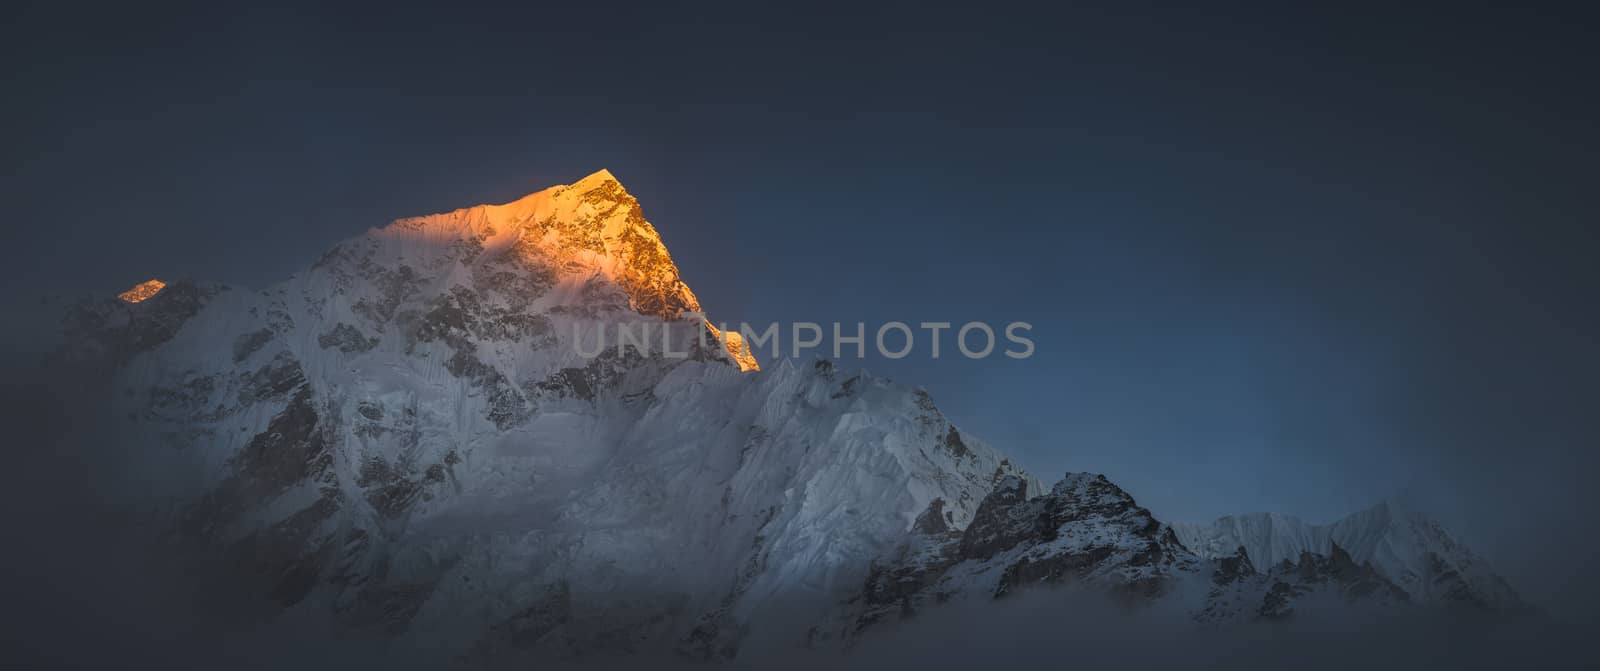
[829,472,1191,641]
[712,327,760,372]
[825,471,1467,644]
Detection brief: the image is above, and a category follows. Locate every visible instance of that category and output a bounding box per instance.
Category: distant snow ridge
[58,170,1523,666]
[1173,502,1522,608]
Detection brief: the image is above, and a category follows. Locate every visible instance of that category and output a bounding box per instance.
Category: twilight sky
[4,3,1596,616]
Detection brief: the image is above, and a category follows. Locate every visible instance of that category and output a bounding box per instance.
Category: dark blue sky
[5,3,1596,615]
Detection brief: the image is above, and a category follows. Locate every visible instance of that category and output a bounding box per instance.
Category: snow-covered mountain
[54,169,1524,666]
[1173,502,1522,609]
[816,472,1509,644]
[58,170,1031,664]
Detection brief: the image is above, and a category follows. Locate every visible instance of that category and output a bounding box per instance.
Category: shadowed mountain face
[819,471,1495,646]
[1173,503,1522,609]
[40,171,1527,667]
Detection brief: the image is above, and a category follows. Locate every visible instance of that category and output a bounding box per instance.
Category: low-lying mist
[1,369,1585,670]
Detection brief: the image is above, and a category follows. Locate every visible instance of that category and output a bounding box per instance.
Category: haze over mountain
[7,171,1556,668]
[7,5,1598,632]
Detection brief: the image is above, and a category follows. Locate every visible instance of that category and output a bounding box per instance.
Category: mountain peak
[476,168,628,224]
[369,169,703,322]
[571,168,620,190]
[117,278,166,303]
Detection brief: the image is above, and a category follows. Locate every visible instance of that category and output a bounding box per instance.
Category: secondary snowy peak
[822,471,1419,642]
[1172,512,1323,569]
[1172,501,1522,609]
[117,278,166,303]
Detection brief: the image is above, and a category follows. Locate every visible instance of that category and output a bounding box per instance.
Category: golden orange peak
[118,278,166,303]
[571,168,618,188]
[714,327,761,372]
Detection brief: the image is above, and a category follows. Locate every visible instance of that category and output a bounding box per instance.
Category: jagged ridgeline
[56,170,1524,666]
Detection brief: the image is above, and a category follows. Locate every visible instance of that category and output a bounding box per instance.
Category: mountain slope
[61,170,1032,665]
[54,169,1524,666]
[817,472,1417,645]
[1173,503,1522,609]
